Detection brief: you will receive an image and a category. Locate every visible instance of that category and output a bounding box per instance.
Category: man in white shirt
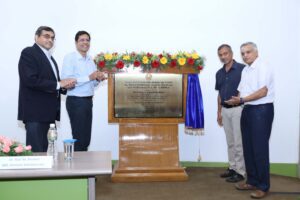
[225,42,274,199]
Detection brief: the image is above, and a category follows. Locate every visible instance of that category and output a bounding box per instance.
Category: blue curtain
[185,74,204,135]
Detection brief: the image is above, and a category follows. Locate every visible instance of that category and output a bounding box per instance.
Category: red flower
[112,52,118,56]
[133,60,141,67]
[187,58,195,65]
[131,52,136,57]
[115,60,124,69]
[197,65,204,70]
[167,53,172,58]
[158,54,163,58]
[147,53,153,58]
[98,61,106,68]
[151,60,160,68]
[170,60,177,68]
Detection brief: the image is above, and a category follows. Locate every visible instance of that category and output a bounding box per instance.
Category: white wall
[0,0,299,163]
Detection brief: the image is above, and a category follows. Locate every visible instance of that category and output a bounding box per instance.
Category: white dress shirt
[37,44,60,89]
[238,57,274,105]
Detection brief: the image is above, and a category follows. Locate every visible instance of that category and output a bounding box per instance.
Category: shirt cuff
[56,82,60,90]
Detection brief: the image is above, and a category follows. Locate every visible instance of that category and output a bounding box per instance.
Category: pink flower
[0,135,6,142]
[14,145,24,153]
[2,145,10,153]
[25,145,32,151]
[2,138,13,147]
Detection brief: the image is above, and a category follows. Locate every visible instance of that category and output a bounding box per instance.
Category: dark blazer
[18,43,63,122]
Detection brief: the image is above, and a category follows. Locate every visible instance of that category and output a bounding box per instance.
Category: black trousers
[25,122,52,152]
[66,96,93,151]
[241,103,274,192]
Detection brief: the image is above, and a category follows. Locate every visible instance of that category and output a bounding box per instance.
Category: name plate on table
[0,156,53,169]
[114,73,183,118]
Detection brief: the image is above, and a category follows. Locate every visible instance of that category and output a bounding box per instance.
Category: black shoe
[220,168,235,178]
[226,173,244,183]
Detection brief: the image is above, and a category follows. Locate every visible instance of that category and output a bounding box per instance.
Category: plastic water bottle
[47,123,58,160]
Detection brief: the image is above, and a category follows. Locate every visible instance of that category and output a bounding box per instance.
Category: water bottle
[47,123,58,160]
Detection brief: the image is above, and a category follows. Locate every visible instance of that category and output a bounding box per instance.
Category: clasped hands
[224,96,241,106]
[59,71,107,89]
[60,78,76,89]
[89,71,108,81]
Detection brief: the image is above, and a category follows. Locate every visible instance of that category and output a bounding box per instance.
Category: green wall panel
[0,178,88,200]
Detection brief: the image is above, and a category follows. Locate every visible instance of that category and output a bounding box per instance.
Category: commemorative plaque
[114,73,183,118]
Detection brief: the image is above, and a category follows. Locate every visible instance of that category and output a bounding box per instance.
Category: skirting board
[112,160,299,178]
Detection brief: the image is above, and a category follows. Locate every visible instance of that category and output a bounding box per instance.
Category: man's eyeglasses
[41,34,55,41]
[78,38,90,43]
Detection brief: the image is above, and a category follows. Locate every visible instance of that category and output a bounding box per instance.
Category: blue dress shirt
[215,60,245,105]
[61,51,99,97]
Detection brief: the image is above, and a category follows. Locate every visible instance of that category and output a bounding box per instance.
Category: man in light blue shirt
[61,31,106,151]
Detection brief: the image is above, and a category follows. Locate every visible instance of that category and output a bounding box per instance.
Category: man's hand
[89,71,99,81]
[224,96,240,105]
[60,78,76,89]
[96,71,107,81]
[217,112,223,126]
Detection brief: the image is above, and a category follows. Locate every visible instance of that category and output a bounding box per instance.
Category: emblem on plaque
[145,73,152,81]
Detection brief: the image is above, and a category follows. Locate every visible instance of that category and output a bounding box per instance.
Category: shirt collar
[222,59,237,71]
[246,57,260,69]
[36,43,51,59]
[75,51,91,61]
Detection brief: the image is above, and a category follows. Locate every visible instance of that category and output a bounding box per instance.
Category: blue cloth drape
[185,74,204,135]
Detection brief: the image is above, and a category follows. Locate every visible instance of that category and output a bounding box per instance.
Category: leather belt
[222,104,240,109]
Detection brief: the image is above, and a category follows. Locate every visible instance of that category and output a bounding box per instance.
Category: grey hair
[35,26,55,36]
[240,42,258,51]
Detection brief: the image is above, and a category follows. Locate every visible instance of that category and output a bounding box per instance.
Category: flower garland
[94,51,205,72]
[0,135,32,156]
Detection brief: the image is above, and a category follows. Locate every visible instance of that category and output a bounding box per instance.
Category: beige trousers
[221,106,246,176]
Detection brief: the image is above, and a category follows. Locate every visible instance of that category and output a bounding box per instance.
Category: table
[0,151,112,200]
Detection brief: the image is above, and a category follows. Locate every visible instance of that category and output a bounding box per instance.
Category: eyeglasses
[41,34,55,41]
[77,38,90,43]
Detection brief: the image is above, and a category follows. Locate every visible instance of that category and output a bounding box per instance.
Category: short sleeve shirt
[215,60,245,105]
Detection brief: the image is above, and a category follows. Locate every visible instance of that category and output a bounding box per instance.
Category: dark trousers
[25,122,52,152]
[241,103,274,192]
[66,96,93,151]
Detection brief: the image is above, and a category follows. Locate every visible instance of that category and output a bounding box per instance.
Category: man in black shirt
[215,44,245,182]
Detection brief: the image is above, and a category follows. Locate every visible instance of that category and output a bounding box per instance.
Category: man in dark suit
[18,26,76,152]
